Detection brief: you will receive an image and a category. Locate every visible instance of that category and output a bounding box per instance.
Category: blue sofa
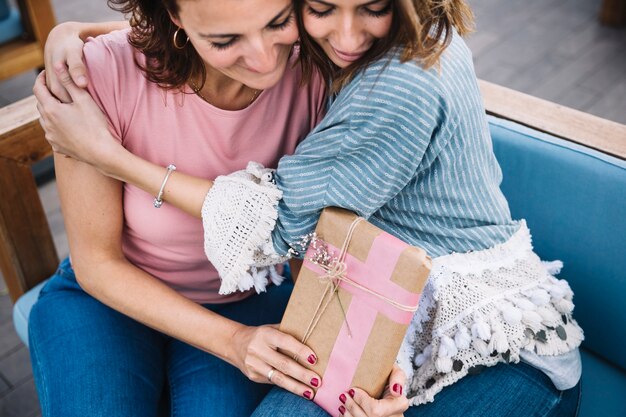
[0,0,23,44]
[490,116,626,416]
[5,85,626,415]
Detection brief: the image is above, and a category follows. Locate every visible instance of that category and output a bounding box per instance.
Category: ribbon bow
[301,218,362,343]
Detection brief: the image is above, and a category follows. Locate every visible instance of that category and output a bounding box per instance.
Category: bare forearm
[74,256,242,365]
[102,147,213,218]
[57,154,232,363]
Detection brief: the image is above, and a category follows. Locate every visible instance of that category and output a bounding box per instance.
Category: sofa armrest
[479,80,626,161]
[0,95,58,303]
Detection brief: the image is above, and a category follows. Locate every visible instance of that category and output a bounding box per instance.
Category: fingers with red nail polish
[233,325,320,401]
[342,386,409,417]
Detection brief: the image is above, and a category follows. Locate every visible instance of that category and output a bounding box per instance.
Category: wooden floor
[469,0,626,124]
[0,0,624,415]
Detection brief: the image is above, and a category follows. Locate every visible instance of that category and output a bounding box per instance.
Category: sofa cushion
[12,280,47,348]
[0,8,23,44]
[0,0,10,19]
[489,116,626,371]
[579,349,626,416]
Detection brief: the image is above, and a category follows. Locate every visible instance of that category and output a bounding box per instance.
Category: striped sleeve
[271,62,449,254]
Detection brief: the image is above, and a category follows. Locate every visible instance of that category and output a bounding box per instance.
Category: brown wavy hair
[107,0,206,89]
[296,0,475,92]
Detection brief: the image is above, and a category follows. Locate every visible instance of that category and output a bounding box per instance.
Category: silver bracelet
[153,164,177,208]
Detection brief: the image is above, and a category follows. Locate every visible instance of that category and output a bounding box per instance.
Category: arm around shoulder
[45,20,129,102]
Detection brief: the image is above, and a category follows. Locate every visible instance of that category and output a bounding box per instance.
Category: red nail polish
[348,389,355,398]
[307,354,317,364]
[311,377,319,387]
[339,405,346,415]
[339,393,346,404]
[303,390,312,400]
[393,383,402,395]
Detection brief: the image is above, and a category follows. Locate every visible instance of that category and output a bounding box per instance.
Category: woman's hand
[232,324,322,400]
[338,364,409,417]
[44,22,89,103]
[33,68,123,172]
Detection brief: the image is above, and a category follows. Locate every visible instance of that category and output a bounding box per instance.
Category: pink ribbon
[303,232,421,416]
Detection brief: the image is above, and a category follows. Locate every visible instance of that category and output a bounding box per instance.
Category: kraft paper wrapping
[280,207,431,416]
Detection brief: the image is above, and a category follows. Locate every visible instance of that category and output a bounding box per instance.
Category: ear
[168,10,182,28]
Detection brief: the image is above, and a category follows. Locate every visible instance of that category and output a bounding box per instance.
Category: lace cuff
[201,162,290,295]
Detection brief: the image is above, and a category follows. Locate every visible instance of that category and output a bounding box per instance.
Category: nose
[335,14,364,52]
[243,35,279,73]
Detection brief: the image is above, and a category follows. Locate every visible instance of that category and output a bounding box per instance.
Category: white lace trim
[396,222,584,406]
[201,162,289,295]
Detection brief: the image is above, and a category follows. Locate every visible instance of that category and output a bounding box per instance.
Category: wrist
[96,136,127,180]
[228,323,250,366]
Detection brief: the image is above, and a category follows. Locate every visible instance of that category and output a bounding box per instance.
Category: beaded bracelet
[153,164,176,208]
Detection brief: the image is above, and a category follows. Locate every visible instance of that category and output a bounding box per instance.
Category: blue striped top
[272,33,520,258]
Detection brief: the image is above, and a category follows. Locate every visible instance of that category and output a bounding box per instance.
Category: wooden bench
[600,0,626,26]
[0,95,57,303]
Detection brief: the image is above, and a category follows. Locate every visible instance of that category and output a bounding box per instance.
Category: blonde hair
[297,0,475,92]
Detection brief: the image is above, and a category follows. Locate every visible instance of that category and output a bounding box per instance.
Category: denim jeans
[29,258,293,417]
[251,361,581,417]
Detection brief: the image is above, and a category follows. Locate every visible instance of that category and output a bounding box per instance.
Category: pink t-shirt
[83,30,325,303]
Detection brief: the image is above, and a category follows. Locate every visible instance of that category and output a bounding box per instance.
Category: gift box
[280,207,431,416]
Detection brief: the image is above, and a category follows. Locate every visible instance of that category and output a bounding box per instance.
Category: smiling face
[301,0,393,68]
[171,0,299,89]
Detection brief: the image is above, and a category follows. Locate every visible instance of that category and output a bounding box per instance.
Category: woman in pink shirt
[28,0,409,416]
[32,0,318,413]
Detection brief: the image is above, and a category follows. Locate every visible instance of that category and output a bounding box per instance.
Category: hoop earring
[173,27,189,49]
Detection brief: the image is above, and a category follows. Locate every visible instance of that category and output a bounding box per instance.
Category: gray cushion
[12,280,47,348]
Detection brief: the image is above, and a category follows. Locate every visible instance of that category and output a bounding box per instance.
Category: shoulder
[83,29,136,65]
[83,29,146,98]
[357,32,474,100]
[338,50,449,132]
[83,29,145,87]
[352,34,476,122]
[82,29,145,138]
[362,51,444,94]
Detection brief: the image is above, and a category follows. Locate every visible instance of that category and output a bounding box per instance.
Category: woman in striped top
[36,0,583,416]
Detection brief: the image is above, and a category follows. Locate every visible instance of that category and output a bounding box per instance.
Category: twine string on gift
[301,218,419,346]
[302,218,362,343]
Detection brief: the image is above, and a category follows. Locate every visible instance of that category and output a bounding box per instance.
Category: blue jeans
[29,258,293,417]
[251,361,581,417]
